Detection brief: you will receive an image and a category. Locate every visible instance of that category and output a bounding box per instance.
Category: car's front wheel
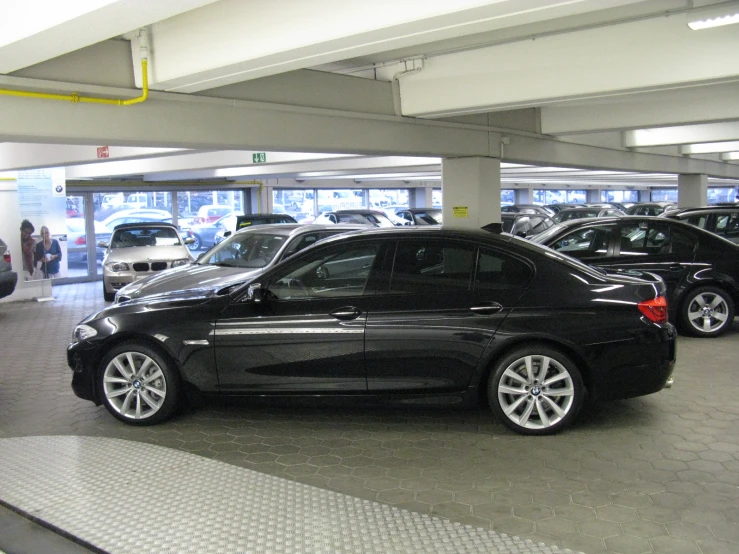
[680,286,735,338]
[188,234,202,251]
[488,346,584,435]
[97,342,180,425]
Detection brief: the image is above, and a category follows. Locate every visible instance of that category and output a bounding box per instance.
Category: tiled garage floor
[1,282,738,553]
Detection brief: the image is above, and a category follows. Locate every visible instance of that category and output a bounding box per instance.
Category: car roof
[669,206,739,215]
[231,223,369,238]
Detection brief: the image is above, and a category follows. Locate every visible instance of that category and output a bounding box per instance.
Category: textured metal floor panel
[0,436,577,554]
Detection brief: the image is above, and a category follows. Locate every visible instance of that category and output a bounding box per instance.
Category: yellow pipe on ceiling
[0,59,149,106]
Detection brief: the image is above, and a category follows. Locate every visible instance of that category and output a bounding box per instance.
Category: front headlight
[171,259,189,267]
[72,324,98,343]
[105,261,130,272]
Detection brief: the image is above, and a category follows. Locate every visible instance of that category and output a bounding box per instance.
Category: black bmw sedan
[531,216,739,338]
[68,227,676,435]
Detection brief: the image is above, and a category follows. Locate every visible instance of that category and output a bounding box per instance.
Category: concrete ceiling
[1,0,738,189]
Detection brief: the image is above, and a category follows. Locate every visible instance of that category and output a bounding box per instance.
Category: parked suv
[0,237,18,299]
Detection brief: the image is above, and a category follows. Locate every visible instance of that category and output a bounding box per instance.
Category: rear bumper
[0,271,18,299]
[590,322,676,402]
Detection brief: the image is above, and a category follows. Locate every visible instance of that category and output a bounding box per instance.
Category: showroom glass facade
[532,189,587,205]
[64,189,244,281]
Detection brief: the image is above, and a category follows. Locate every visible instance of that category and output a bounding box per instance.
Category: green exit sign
[252,152,266,163]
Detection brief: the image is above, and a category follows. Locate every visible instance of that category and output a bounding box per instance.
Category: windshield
[414,210,443,224]
[111,227,181,248]
[198,232,286,268]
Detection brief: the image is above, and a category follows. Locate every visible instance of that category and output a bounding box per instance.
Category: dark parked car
[314,209,397,227]
[69,227,676,435]
[115,224,366,303]
[211,213,299,246]
[0,237,18,299]
[501,204,555,217]
[662,206,739,244]
[545,203,586,214]
[552,207,625,223]
[500,213,555,238]
[393,208,443,225]
[626,202,677,216]
[532,216,739,337]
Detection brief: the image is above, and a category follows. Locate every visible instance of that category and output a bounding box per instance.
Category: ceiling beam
[541,82,739,135]
[0,143,192,171]
[399,12,739,118]
[0,0,218,73]
[147,0,643,92]
[623,122,739,148]
[680,141,739,155]
[722,152,739,161]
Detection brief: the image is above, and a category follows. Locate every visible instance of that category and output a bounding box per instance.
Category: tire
[488,345,584,435]
[103,282,115,302]
[188,234,202,251]
[97,342,181,426]
[680,286,735,338]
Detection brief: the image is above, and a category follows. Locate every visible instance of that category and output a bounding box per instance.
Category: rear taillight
[75,236,87,245]
[638,296,668,323]
[3,253,9,263]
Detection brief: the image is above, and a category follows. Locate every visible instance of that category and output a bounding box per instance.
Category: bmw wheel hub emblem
[531,385,541,396]
[133,380,142,389]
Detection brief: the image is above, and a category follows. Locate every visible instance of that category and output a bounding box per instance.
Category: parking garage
[2,2,739,553]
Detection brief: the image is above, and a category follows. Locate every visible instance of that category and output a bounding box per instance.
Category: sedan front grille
[151,262,168,271]
[132,263,149,272]
[132,261,169,272]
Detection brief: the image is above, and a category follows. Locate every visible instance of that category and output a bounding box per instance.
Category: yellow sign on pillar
[453,206,469,218]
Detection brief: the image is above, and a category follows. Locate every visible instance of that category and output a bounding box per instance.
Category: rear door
[365,238,532,392]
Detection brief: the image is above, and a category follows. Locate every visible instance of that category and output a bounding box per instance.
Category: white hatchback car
[99,222,194,301]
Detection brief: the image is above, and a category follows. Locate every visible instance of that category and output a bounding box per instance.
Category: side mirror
[183,237,195,245]
[245,282,264,303]
[97,240,109,248]
[224,231,232,238]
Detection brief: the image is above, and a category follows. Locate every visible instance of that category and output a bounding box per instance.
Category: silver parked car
[99,223,194,301]
[0,236,18,299]
[115,224,368,303]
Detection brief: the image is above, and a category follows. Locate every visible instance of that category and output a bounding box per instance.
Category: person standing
[20,219,36,281]
[34,225,62,279]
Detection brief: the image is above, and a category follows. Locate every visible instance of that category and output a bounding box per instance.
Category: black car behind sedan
[68,227,676,435]
[532,216,739,338]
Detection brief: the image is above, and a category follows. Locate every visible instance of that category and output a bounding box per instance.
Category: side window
[619,223,669,255]
[267,241,382,300]
[547,226,611,258]
[715,214,739,242]
[683,215,707,229]
[475,249,532,290]
[671,228,697,257]
[281,233,322,259]
[389,240,474,294]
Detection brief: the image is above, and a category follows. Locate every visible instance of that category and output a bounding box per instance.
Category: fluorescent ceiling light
[680,141,739,154]
[687,2,739,30]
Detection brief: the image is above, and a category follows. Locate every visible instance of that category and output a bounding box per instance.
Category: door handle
[470,302,503,315]
[330,307,362,320]
[668,264,682,271]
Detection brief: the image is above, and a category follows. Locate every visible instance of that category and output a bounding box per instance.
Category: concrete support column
[588,189,601,203]
[516,187,531,204]
[410,187,433,208]
[678,174,708,208]
[249,185,272,213]
[441,157,500,229]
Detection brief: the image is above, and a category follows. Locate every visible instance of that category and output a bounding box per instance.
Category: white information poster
[17,168,68,281]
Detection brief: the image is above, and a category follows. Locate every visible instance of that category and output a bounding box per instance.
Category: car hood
[117,263,261,300]
[106,245,192,262]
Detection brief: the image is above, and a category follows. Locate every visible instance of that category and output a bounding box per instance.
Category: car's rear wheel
[488,346,584,435]
[103,282,115,302]
[680,286,734,338]
[188,234,202,251]
[98,342,180,425]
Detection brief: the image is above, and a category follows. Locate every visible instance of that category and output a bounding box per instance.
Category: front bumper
[67,341,101,404]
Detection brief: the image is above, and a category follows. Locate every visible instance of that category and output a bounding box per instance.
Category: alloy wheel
[103,351,167,420]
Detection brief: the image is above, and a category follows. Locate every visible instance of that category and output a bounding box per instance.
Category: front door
[215,239,386,392]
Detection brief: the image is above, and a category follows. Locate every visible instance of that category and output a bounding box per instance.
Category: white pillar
[677,174,707,208]
[516,187,531,204]
[410,187,433,208]
[441,157,501,229]
[588,188,602,203]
